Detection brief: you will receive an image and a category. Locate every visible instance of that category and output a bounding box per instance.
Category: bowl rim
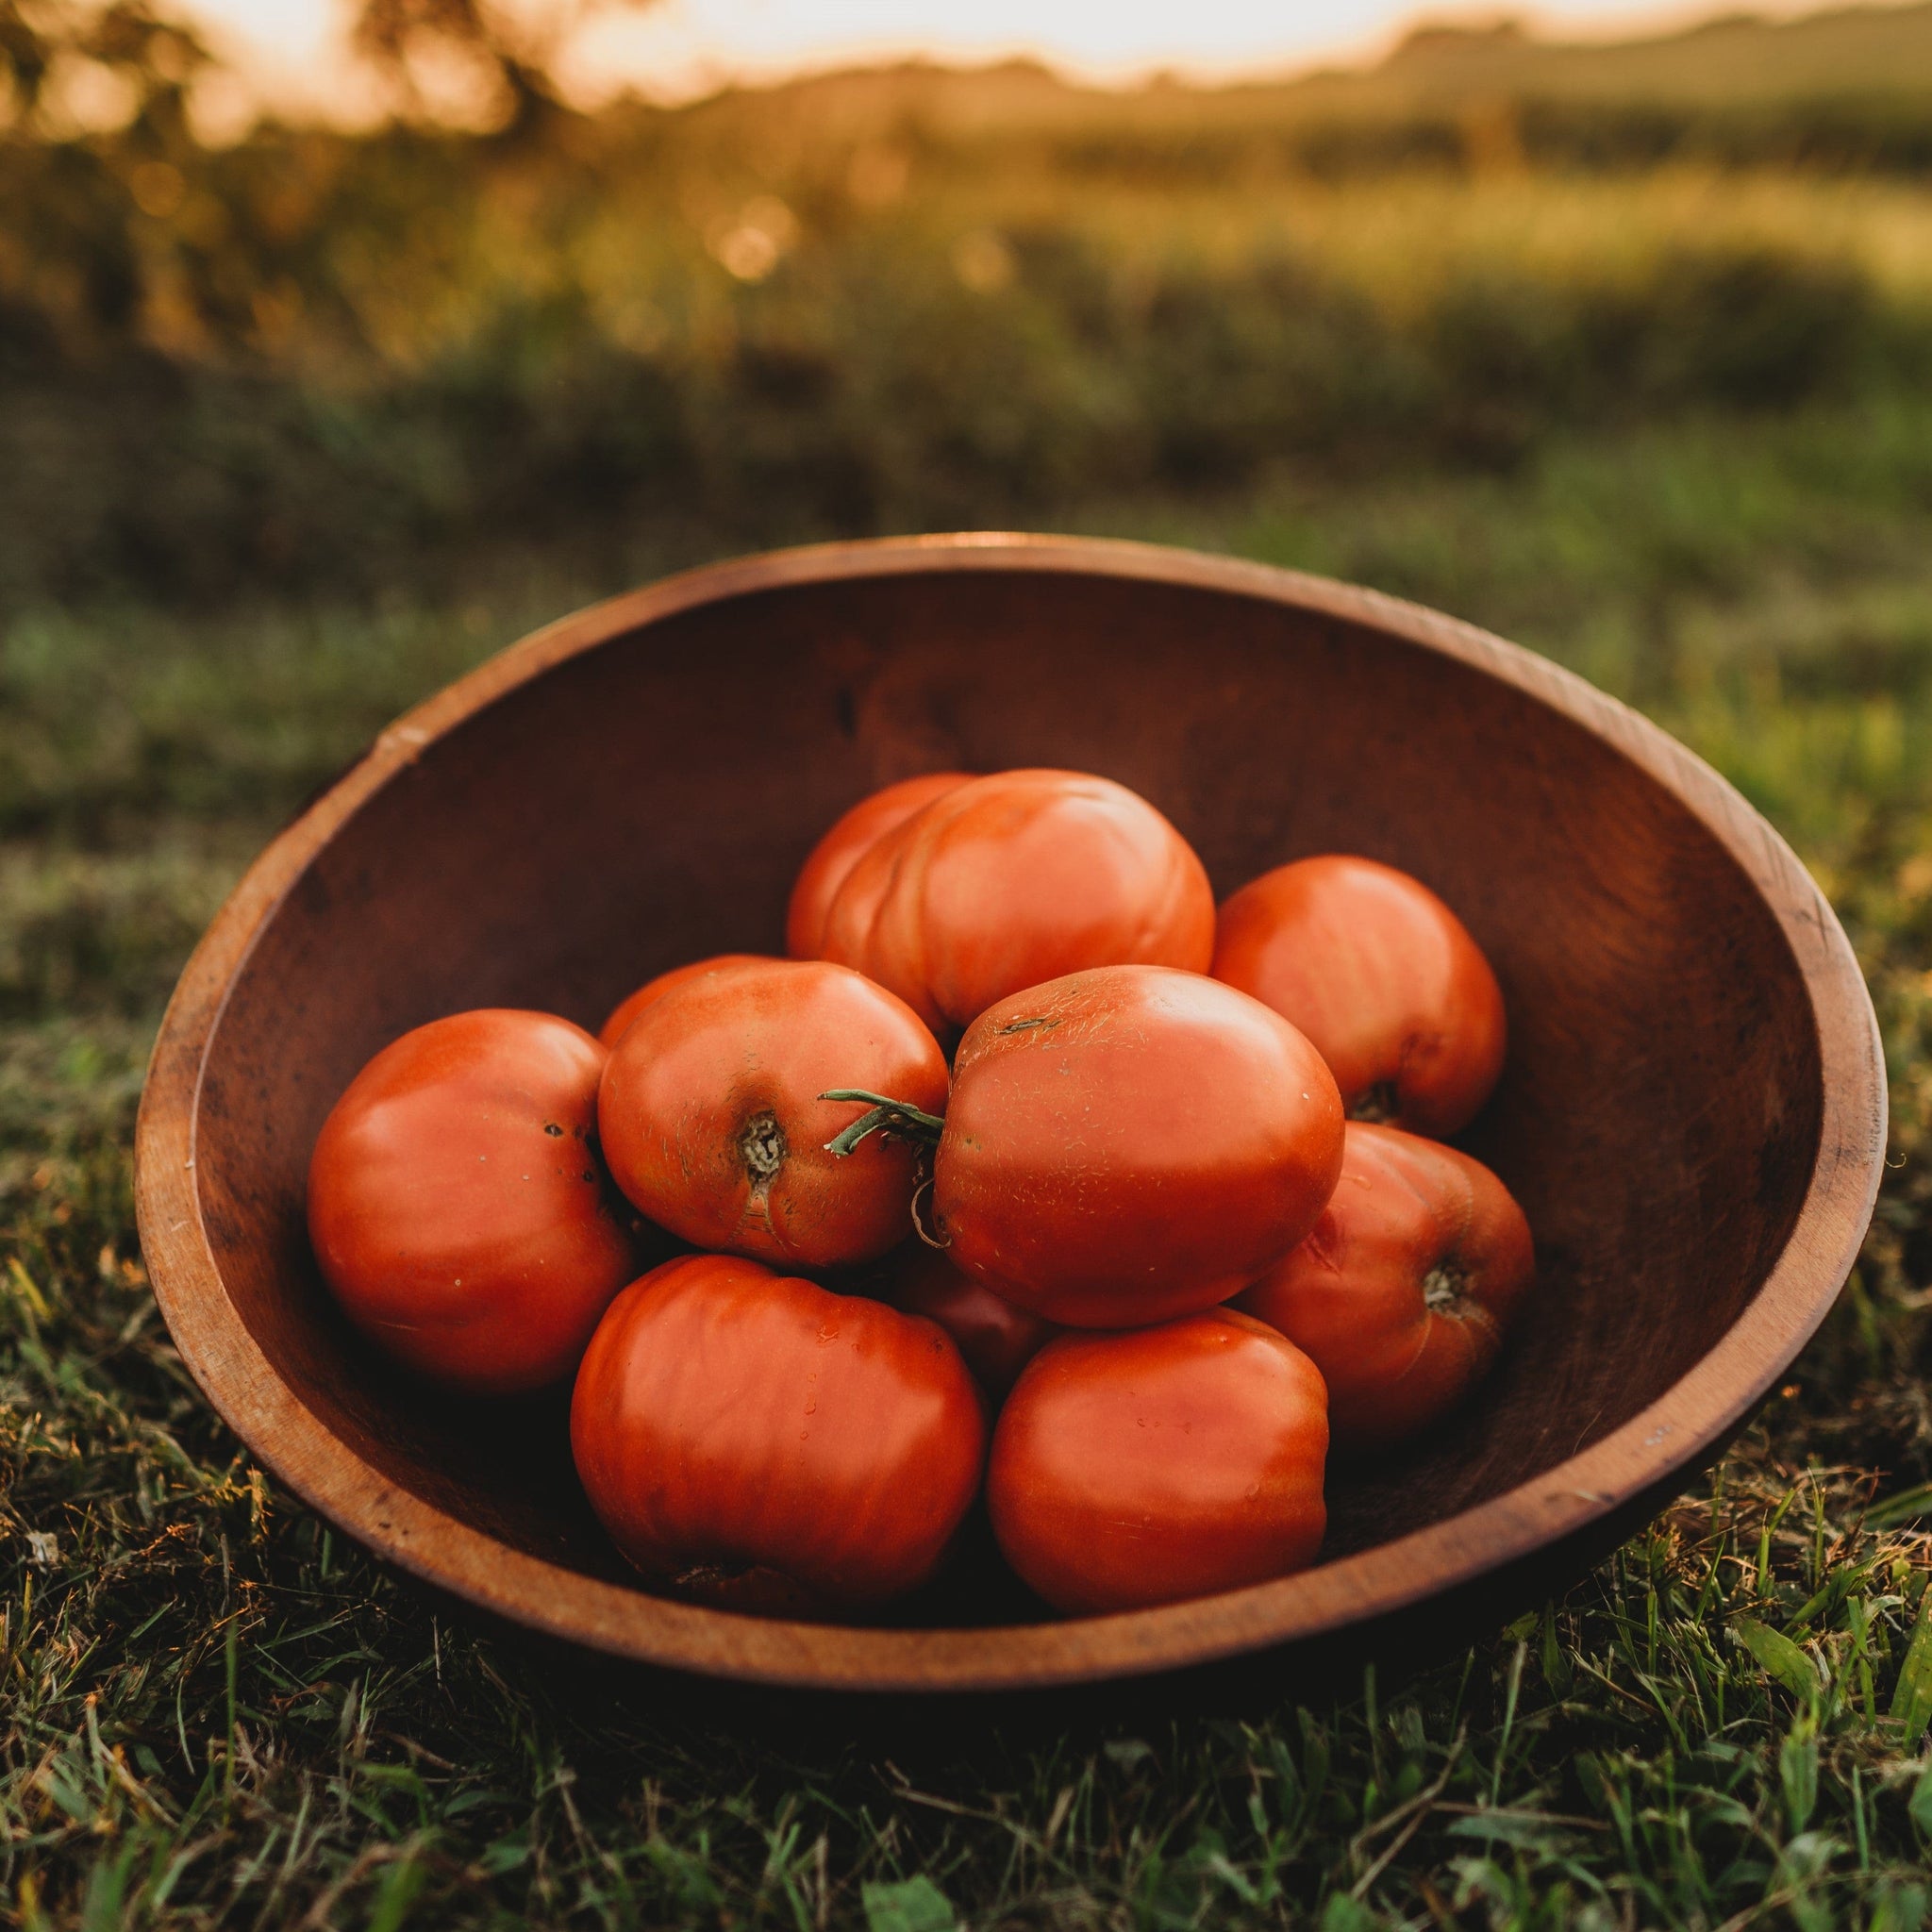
[134,532,1888,1692]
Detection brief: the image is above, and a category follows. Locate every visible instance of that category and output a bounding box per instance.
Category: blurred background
[6,0,1932,1157]
[6,0,1930,626]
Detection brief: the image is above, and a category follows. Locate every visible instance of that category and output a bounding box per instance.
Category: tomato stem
[738,1110,788,1186]
[819,1089,946,1158]
[1423,1258,1472,1314]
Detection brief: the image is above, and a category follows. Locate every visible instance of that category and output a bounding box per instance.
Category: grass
[7,386,1932,1928]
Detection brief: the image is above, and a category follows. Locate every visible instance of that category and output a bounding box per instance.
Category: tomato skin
[1212,856,1506,1137]
[884,1243,1061,1395]
[307,1009,639,1396]
[598,958,949,1270]
[1235,1123,1534,1453]
[818,769,1216,1036]
[786,773,974,961]
[599,954,771,1048]
[988,1312,1327,1615]
[571,1254,986,1611]
[933,965,1344,1327]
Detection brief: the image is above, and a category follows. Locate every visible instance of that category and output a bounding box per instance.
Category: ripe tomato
[571,1254,986,1612]
[830,965,1344,1326]
[814,769,1215,1036]
[307,1009,640,1395]
[1211,856,1506,1137]
[988,1311,1327,1614]
[785,772,973,961]
[598,954,770,1048]
[1235,1123,1534,1453]
[882,1243,1061,1395]
[599,958,948,1270]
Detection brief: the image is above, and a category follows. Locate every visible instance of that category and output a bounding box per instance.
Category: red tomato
[1212,856,1506,1137]
[571,1254,986,1612]
[599,958,948,1270]
[988,1312,1327,1614]
[1235,1123,1534,1453]
[785,773,974,961]
[598,954,770,1048]
[929,965,1342,1326]
[815,769,1215,1036]
[307,1009,640,1395]
[883,1243,1061,1395]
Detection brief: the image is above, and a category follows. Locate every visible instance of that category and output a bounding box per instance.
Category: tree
[1,0,209,140]
[349,0,657,135]
[0,1,657,142]
[0,1,57,126]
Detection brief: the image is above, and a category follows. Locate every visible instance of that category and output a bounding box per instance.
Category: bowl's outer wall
[143,540,1880,1690]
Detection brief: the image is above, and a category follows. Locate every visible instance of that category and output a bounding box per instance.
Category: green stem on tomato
[819,1089,947,1158]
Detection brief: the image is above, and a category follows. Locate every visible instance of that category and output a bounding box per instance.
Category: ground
[8,390,1932,1927]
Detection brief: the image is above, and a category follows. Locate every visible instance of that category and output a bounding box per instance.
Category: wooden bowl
[136,535,1884,1695]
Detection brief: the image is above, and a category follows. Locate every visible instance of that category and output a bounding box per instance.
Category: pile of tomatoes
[307,768,1534,1621]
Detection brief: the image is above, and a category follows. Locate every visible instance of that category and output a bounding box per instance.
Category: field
[11,4,1932,1926]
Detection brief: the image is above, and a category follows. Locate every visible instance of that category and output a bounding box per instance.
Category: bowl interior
[188,562,1822,1624]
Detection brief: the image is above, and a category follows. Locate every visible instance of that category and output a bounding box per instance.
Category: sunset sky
[177,0,1840,117]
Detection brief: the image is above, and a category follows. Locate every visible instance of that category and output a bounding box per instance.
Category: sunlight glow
[180,0,1855,120]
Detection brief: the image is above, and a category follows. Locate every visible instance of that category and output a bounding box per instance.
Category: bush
[3,57,1930,610]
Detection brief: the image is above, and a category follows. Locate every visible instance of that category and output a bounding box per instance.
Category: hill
[654,5,1932,174]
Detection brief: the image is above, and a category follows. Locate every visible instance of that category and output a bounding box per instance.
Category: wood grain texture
[133,534,1887,1693]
